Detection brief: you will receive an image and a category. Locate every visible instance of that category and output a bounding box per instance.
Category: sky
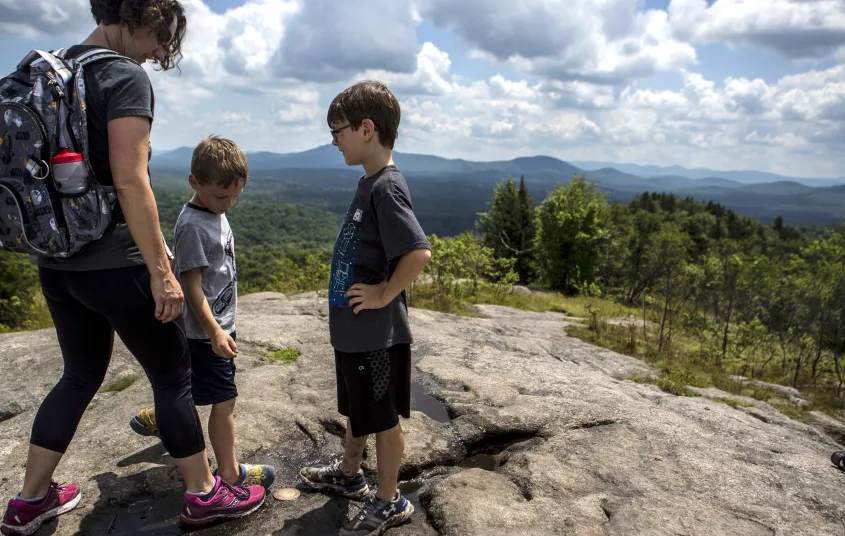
[1,0,844,178]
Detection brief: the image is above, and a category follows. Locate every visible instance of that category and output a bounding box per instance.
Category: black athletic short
[335,344,411,437]
[188,332,238,406]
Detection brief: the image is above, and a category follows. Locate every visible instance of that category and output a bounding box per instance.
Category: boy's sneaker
[299,460,370,500]
[213,463,276,489]
[832,451,845,470]
[129,408,159,438]
[180,476,265,527]
[340,492,414,536]
[1,481,82,535]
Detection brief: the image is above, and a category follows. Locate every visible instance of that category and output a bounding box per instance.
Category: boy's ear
[361,118,376,141]
[188,173,199,190]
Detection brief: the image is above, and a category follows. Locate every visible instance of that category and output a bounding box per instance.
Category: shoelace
[218,479,250,500]
[51,481,69,496]
[357,497,384,521]
[321,460,344,478]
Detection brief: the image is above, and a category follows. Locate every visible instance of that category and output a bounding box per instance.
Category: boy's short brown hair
[190,135,248,187]
[327,81,401,150]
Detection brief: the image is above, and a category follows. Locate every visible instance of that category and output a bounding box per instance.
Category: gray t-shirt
[174,203,237,340]
[328,165,431,353]
[38,45,153,271]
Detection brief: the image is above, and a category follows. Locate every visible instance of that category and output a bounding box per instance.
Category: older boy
[299,81,431,536]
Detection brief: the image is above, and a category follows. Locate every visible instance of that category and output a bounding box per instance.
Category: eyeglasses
[330,122,359,142]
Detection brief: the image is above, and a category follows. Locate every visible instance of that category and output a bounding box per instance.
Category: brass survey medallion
[273,488,301,501]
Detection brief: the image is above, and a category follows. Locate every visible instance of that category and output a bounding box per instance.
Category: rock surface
[0,292,843,535]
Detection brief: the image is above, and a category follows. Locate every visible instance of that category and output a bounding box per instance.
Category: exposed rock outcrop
[1,292,844,535]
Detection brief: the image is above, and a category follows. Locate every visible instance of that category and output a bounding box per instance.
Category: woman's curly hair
[90,0,187,71]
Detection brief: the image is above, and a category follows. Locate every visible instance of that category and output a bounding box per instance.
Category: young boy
[129,135,276,494]
[299,81,432,536]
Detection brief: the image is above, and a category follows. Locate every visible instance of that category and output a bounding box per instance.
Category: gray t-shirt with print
[328,165,431,353]
[174,202,237,340]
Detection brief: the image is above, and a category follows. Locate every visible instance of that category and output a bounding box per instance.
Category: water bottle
[51,148,88,195]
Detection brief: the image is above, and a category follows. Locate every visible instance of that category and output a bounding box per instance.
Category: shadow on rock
[116,443,170,468]
[272,494,351,536]
[76,467,187,536]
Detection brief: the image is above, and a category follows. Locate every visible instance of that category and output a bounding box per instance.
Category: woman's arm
[108,115,183,323]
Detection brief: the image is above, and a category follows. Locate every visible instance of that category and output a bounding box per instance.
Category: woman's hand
[150,270,184,323]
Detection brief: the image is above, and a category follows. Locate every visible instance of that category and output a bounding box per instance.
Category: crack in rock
[568,419,617,430]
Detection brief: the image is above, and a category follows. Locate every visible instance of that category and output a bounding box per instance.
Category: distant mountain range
[569,161,845,187]
[152,144,845,187]
[150,144,845,227]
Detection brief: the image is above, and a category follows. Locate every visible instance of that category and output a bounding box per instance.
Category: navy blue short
[188,331,238,406]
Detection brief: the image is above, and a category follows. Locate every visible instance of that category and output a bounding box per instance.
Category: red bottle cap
[51,148,83,164]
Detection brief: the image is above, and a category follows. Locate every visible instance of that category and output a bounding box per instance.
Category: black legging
[32,265,205,459]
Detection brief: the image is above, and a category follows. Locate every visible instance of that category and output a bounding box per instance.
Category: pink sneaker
[1,481,82,535]
[180,476,265,527]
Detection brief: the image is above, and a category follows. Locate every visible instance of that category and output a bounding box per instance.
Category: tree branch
[499,231,538,255]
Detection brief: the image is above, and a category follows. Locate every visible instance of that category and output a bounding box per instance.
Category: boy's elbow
[406,248,430,264]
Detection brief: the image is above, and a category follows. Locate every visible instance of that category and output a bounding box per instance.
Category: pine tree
[476,175,537,282]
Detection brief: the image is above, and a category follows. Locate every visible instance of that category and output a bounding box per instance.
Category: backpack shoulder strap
[16,49,72,84]
[71,48,137,68]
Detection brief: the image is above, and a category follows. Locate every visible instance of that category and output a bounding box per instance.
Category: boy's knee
[377,423,403,438]
[211,397,237,414]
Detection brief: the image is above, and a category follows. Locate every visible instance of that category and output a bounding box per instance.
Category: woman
[0,2,264,534]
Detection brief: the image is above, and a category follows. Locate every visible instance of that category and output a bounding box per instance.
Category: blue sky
[1,0,844,178]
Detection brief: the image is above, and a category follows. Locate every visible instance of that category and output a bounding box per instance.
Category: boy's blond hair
[190,135,248,187]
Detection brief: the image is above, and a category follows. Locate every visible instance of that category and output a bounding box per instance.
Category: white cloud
[418,0,697,84]
[0,0,91,39]
[274,0,419,82]
[356,42,455,96]
[669,0,845,59]
[172,0,297,84]
[596,65,845,174]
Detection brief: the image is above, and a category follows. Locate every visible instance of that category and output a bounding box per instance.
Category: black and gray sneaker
[339,492,414,536]
[832,451,845,470]
[299,460,370,500]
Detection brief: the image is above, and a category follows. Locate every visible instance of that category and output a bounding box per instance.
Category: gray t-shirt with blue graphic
[328,165,431,353]
[174,202,237,340]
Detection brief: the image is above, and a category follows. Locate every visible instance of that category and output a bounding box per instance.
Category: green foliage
[536,176,610,293]
[476,176,537,282]
[99,374,138,393]
[718,398,754,409]
[265,252,332,296]
[0,252,51,333]
[421,232,519,305]
[265,347,300,364]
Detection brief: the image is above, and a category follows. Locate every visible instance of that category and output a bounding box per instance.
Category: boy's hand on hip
[212,331,238,359]
[345,282,388,314]
[150,271,184,323]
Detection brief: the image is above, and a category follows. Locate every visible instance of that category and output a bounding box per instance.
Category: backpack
[0,47,129,258]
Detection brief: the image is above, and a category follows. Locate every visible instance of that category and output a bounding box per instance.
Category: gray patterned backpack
[0,47,129,258]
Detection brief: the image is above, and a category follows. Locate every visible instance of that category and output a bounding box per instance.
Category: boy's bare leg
[340,418,367,476]
[208,398,239,484]
[375,422,404,501]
